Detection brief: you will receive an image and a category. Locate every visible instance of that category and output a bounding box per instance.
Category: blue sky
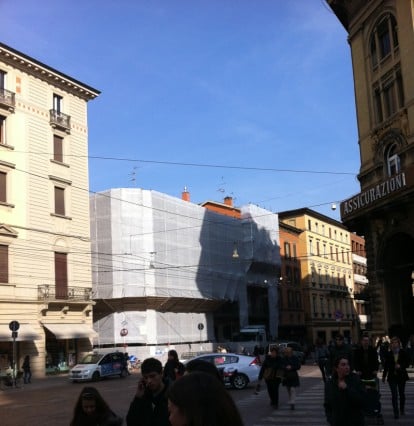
[1,0,360,220]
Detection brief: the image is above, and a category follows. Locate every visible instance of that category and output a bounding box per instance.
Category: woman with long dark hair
[163,349,185,386]
[324,357,366,426]
[168,371,244,426]
[70,386,122,426]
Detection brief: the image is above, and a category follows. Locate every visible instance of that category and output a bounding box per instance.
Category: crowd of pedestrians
[65,333,413,425]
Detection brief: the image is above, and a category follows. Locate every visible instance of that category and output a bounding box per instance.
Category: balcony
[49,109,71,133]
[38,284,91,301]
[0,87,16,112]
[328,283,351,297]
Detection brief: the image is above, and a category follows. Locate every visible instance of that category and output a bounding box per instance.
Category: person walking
[382,336,410,419]
[281,346,301,410]
[163,349,184,387]
[167,371,244,426]
[22,355,31,384]
[257,346,284,408]
[327,334,353,377]
[354,335,379,380]
[126,357,170,426]
[314,338,330,382]
[324,357,366,426]
[70,386,123,426]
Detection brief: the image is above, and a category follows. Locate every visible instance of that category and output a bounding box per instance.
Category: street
[0,365,413,425]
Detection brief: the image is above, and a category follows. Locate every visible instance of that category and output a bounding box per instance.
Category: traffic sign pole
[9,321,20,388]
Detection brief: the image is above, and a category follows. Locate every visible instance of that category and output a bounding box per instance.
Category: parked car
[69,351,128,382]
[183,352,260,390]
[270,341,306,364]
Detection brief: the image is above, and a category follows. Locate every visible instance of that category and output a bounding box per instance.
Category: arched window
[385,143,400,176]
[370,14,399,68]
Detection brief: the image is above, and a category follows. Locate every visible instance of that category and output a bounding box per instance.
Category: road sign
[197,323,204,331]
[120,328,128,337]
[334,310,343,321]
[9,321,20,332]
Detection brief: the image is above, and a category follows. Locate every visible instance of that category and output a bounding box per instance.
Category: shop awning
[0,323,42,341]
[42,323,98,339]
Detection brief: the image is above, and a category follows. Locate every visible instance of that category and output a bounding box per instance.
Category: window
[292,244,297,259]
[316,241,320,256]
[0,244,8,283]
[370,15,399,67]
[309,239,314,256]
[284,242,291,258]
[55,252,68,299]
[0,70,5,89]
[386,143,400,176]
[53,135,63,163]
[0,115,5,145]
[308,219,311,231]
[0,171,6,202]
[53,94,63,113]
[54,186,65,215]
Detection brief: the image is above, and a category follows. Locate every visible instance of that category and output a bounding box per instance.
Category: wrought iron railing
[38,284,92,301]
[0,88,16,111]
[49,109,71,132]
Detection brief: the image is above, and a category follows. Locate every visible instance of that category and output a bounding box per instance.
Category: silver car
[184,352,260,390]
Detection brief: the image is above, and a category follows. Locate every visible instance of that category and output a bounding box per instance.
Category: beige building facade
[329,0,414,343]
[279,209,357,345]
[0,42,99,377]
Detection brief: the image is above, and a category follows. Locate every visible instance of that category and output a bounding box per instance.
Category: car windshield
[80,354,102,364]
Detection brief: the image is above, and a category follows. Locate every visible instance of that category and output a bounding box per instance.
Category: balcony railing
[38,284,92,301]
[49,109,71,133]
[0,87,16,112]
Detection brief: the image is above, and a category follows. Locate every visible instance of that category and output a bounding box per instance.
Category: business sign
[341,171,410,220]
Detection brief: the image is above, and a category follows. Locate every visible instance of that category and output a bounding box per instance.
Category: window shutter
[54,187,65,215]
[55,252,68,299]
[54,135,63,162]
[0,172,6,202]
[0,245,9,283]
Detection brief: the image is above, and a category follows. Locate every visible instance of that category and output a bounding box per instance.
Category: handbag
[263,367,275,380]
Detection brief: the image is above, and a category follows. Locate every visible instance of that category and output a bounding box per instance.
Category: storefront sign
[341,172,407,219]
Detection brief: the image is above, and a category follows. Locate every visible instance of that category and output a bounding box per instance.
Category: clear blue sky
[1,0,360,220]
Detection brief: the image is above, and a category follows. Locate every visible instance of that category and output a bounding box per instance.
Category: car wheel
[232,373,248,390]
[92,371,100,381]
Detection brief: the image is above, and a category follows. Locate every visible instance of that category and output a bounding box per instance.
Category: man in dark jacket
[354,335,379,379]
[327,334,353,377]
[382,336,410,419]
[126,357,169,426]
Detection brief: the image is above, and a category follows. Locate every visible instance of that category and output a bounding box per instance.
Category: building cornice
[0,42,100,101]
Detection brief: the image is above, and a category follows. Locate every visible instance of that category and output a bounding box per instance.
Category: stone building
[328,0,414,343]
[0,42,99,376]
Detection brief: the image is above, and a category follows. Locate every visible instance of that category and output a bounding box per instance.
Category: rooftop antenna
[129,166,138,187]
[217,176,226,193]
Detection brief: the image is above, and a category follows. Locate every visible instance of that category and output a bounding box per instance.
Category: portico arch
[379,232,414,343]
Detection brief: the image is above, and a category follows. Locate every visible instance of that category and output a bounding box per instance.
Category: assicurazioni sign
[340,171,408,219]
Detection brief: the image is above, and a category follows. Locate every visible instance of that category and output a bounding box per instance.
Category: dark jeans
[23,370,31,384]
[388,380,406,414]
[265,378,281,406]
[318,359,327,382]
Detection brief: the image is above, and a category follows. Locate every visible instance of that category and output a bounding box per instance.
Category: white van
[69,351,128,382]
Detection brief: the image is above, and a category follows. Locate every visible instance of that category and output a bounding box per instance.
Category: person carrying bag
[257,346,283,408]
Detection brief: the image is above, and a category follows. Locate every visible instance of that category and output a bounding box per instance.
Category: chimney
[224,196,233,207]
[182,186,190,202]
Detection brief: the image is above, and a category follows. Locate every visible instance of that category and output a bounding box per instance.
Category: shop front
[42,323,97,374]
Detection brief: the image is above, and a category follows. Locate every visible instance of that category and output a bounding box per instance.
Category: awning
[0,323,42,342]
[42,323,98,339]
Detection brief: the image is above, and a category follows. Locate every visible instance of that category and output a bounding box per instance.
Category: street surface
[0,364,413,425]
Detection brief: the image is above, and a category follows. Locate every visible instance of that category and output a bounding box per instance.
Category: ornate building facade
[329,0,414,342]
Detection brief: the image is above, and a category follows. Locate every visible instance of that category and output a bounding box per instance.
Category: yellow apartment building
[0,42,99,377]
[279,208,357,345]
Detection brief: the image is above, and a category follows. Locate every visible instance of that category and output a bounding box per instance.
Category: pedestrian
[167,371,244,426]
[185,358,223,382]
[406,334,414,368]
[126,357,169,426]
[314,338,329,382]
[22,355,31,384]
[281,346,301,410]
[324,357,366,426]
[70,386,123,426]
[257,346,283,408]
[327,334,353,377]
[163,349,184,387]
[354,335,379,380]
[382,336,410,419]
